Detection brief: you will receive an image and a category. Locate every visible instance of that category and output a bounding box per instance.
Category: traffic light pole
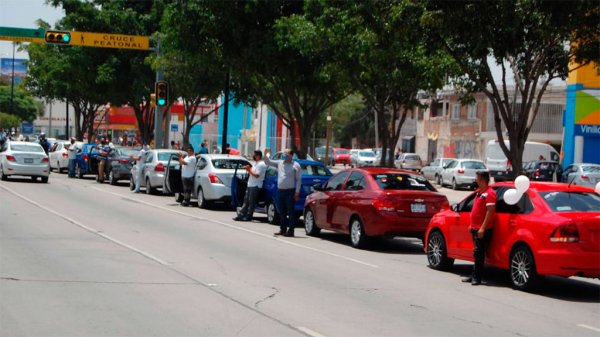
[154,39,164,149]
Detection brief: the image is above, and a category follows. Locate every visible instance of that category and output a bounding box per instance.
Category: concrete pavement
[1,173,599,337]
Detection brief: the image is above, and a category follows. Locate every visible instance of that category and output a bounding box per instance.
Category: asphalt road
[1,172,599,337]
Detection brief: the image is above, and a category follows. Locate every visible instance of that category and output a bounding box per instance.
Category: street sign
[0,26,45,44]
[171,124,178,132]
[21,122,34,134]
[70,32,150,51]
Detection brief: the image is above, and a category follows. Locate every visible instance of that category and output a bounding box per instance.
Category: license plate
[411,203,426,213]
[497,172,503,176]
[24,158,33,164]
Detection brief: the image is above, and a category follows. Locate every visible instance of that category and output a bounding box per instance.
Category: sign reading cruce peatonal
[70,32,150,51]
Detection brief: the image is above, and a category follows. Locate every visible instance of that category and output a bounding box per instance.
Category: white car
[440,159,487,190]
[131,149,185,194]
[49,141,81,173]
[0,141,50,183]
[350,149,377,167]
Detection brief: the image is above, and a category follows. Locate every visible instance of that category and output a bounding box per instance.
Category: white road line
[578,324,600,333]
[88,185,380,269]
[1,185,170,266]
[296,326,328,337]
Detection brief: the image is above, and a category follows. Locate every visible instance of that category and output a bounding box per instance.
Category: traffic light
[149,93,156,108]
[44,30,71,45]
[155,81,168,107]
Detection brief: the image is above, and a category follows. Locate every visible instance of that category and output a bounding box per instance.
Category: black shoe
[232,216,244,221]
[274,230,286,236]
[471,278,482,286]
[181,202,189,207]
[461,276,473,283]
[241,217,250,222]
[283,229,295,237]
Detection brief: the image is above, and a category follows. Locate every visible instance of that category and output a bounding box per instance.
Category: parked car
[304,168,449,248]
[486,140,559,182]
[164,154,250,207]
[132,149,185,194]
[425,182,600,291]
[106,147,136,185]
[561,163,600,187]
[49,141,77,173]
[395,153,423,171]
[523,160,562,182]
[315,146,334,165]
[332,148,351,166]
[350,149,377,167]
[74,143,100,179]
[421,158,455,184]
[231,159,333,223]
[440,159,487,190]
[0,141,50,182]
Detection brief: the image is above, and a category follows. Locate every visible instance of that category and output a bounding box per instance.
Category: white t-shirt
[136,149,147,173]
[67,143,78,160]
[247,161,267,188]
[181,155,197,178]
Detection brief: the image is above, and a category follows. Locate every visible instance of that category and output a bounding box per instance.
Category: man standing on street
[96,140,111,183]
[463,171,496,285]
[264,148,302,237]
[67,137,78,178]
[199,142,209,154]
[177,146,197,207]
[234,150,267,222]
[130,143,148,193]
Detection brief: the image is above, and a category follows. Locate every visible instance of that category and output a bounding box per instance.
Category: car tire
[349,216,369,249]
[41,176,48,183]
[267,202,280,225]
[436,174,442,186]
[452,178,458,190]
[304,208,321,236]
[129,176,135,191]
[426,231,454,271]
[174,192,184,203]
[109,170,117,185]
[145,178,155,195]
[509,245,542,291]
[197,186,209,209]
[0,165,6,181]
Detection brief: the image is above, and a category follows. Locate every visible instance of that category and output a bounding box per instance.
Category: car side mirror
[451,203,459,212]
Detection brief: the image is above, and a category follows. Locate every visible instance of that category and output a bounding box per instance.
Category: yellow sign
[70,32,150,51]
[0,36,44,44]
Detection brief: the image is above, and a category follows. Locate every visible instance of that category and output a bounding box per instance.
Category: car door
[335,171,367,232]
[142,151,154,186]
[446,192,477,259]
[424,159,438,180]
[312,171,349,229]
[164,153,183,194]
[442,160,457,185]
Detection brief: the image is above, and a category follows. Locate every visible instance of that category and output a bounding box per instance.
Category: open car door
[230,163,250,208]
[164,153,183,196]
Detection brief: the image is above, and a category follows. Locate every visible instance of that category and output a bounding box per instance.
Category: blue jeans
[68,159,76,177]
[278,188,296,232]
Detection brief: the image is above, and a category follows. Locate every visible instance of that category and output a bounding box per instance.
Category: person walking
[199,142,209,154]
[177,146,197,207]
[130,144,148,193]
[234,150,267,222]
[263,148,302,237]
[39,133,50,154]
[462,171,496,285]
[67,137,78,178]
[96,140,111,183]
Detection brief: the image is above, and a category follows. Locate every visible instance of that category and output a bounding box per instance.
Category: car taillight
[458,169,465,174]
[550,224,579,243]
[84,154,89,161]
[581,174,589,180]
[119,159,129,164]
[507,160,512,172]
[6,155,16,162]
[372,197,396,212]
[208,173,223,184]
[62,153,68,158]
[535,169,540,177]
[41,157,49,163]
[154,163,165,172]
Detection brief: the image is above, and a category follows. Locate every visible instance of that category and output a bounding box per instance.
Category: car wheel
[452,178,458,190]
[197,187,209,209]
[76,164,84,179]
[174,192,184,203]
[510,245,542,291]
[109,170,117,185]
[0,165,6,181]
[304,208,320,236]
[31,176,38,182]
[129,176,135,191]
[267,202,280,225]
[427,231,454,271]
[145,178,155,195]
[436,174,442,186]
[349,217,369,249]
[41,176,48,183]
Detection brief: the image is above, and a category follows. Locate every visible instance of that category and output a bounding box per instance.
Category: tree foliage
[0,85,40,122]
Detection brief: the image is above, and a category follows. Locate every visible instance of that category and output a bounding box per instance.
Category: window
[211,159,250,169]
[431,159,440,167]
[459,193,477,212]
[442,159,454,167]
[301,164,332,177]
[345,172,366,191]
[540,192,600,212]
[324,172,349,191]
[359,151,376,157]
[462,161,486,170]
[371,173,435,191]
[582,165,600,173]
[495,187,534,214]
[265,167,277,178]
[468,103,477,120]
[451,104,461,120]
[446,160,458,169]
[10,143,45,153]
[198,158,208,170]
[144,152,154,163]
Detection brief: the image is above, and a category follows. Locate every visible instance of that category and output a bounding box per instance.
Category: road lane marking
[578,324,600,333]
[296,327,328,337]
[1,185,170,266]
[88,185,380,269]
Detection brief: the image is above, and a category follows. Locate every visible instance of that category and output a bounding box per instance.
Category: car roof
[492,181,595,193]
[353,167,421,175]
[455,158,484,162]
[199,154,248,160]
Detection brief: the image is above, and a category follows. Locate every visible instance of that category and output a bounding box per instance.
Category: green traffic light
[63,34,70,42]
[157,99,166,106]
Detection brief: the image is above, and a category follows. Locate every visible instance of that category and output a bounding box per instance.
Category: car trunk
[10,151,47,164]
[213,169,245,188]
[383,190,448,218]
[560,212,600,252]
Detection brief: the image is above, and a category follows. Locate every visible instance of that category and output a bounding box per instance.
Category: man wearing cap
[67,137,78,178]
[234,150,267,222]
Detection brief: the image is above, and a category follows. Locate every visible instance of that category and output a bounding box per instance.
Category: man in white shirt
[234,150,267,222]
[177,146,197,207]
[67,137,79,178]
[130,144,149,193]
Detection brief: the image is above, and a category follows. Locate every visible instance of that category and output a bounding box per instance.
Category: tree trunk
[133,103,154,145]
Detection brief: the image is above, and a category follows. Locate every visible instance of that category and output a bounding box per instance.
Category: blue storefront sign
[20,122,34,134]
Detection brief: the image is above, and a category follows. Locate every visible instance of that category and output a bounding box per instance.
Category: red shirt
[470,187,496,230]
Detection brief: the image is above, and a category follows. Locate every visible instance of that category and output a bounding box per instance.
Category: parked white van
[485,140,559,181]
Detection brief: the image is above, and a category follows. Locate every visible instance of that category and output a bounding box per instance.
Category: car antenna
[567,175,576,189]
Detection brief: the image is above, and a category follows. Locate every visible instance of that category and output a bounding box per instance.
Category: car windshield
[158,152,183,161]
[10,144,44,153]
[371,173,435,191]
[462,161,486,169]
[487,143,506,160]
[442,159,454,166]
[405,155,420,160]
[212,159,250,169]
[540,192,600,212]
[118,148,138,156]
[537,162,557,170]
[335,149,349,155]
[582,165,600,173]
[359,151,375,157]
[301,164,332,176]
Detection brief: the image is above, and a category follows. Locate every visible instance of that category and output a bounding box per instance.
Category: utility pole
[9,42,15,115]
[153,38,163,149]
[65,99,69,139]
[324,106,333,166]
[221,71,230,154]
[374,107,379,148]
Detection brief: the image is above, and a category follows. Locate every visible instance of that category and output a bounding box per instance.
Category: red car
[304,168,449,248]
[425,182,600,291]
[332,148,351,166]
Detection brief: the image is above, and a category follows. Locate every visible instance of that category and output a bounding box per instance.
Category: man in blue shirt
[96,140,111,183]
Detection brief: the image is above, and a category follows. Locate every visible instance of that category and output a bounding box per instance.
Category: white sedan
[49,141,76,173]
[0,141,50,182]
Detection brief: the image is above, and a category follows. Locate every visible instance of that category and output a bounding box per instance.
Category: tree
[0,85,40,122]
[424,0,600,177]
[0,112,21,129]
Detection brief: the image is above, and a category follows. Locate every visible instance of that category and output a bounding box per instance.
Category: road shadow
[1,177,46,184]
[443,263,600,303]
[314,231,425,254]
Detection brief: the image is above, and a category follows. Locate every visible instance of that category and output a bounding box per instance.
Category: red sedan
[425,182,600,291]
[332,148,351,166]
[304,168,449,248]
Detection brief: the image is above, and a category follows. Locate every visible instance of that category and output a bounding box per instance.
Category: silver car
[48,141,72,173]
[395,153,423,171]
[440,159,487,190]
[132,149,185,194]
[561,163,600,187]
[0,141,50,182]
[421,157,455,184]
[350,149,377,167]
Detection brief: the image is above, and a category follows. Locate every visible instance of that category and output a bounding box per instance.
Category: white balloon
[503,188,523,205]
[514,175,530,193]
[595,182,600,195]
